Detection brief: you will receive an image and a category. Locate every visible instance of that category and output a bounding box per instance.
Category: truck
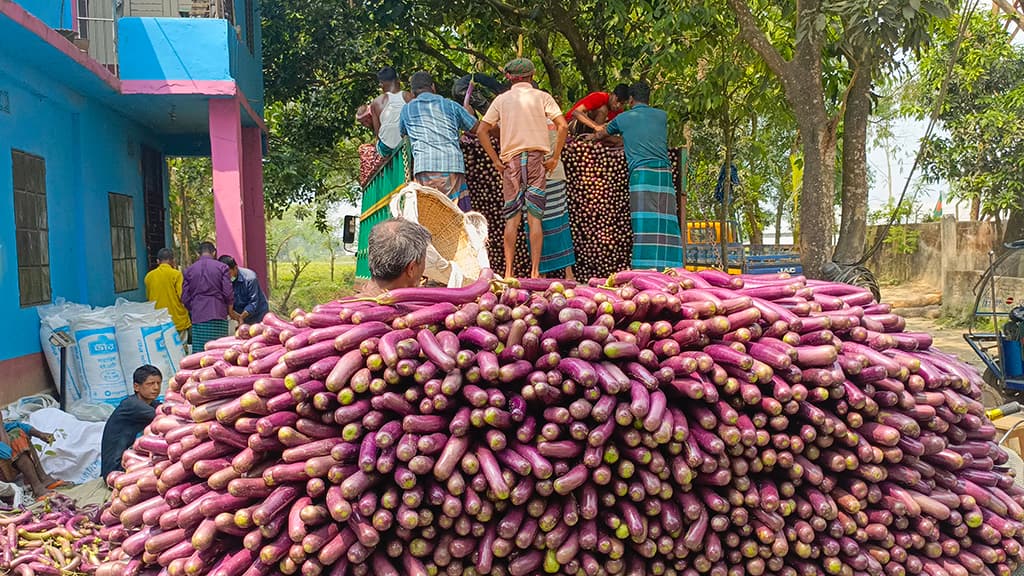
[351,138,802,280]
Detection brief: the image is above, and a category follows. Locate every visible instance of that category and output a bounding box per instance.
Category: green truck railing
[355,141,412,279]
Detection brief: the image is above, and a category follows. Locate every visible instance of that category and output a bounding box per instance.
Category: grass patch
[269,259,359,315]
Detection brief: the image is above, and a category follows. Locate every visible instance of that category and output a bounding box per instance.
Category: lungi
[538,179,576,274]
[629,165,683,270]
[191,319,229,352]
[501,151,546,220]
[416,171,471,212]
[375,140,396,157]
[3,426,31,460]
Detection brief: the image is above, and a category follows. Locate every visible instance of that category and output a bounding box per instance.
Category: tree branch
[991,0,1024,31]
[726,0,791,81]
[548,2,602,90]
[426,29,503,71]
[414,38,470,77]
[484,0,530,19]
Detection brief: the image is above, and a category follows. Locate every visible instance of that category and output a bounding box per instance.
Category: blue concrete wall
[119,16,264,116]
[14,0,73,30]
[229,0,263,113]
[118,17,233,82]
[0,55,160,363]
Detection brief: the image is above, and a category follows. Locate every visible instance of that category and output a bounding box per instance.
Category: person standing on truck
[452,73,508,117]
[400,71,479,211]
[538,119,576,279]
[565,84,630,136]
[478,58,568,279]
[370,67,413,157]
[595,81,683,270]
[144,248,191,344]
[182,242,233,351]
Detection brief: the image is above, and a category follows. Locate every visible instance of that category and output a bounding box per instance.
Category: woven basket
[389,183,490,287]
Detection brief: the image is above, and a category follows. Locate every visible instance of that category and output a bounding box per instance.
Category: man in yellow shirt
[145,248,191,343]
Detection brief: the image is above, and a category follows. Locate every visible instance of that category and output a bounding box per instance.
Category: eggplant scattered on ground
[93,267,1024,576]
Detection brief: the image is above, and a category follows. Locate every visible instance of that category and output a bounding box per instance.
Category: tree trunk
[834,63,871,264]
[533,30,565,102]
[548,3,601,91]
[795,111,837,279]
[726,0,835,277]
[720,103,733,270]
[1006,207,1024,246]
[745,202,763,248]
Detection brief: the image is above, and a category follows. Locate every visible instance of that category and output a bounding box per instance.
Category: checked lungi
[191,319,229,352]
[501,151,547,220]
[538,179,576,274]
[416,172,471,212]
[629,164,683,270]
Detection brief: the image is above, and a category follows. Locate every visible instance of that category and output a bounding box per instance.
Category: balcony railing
[73,0,238,75]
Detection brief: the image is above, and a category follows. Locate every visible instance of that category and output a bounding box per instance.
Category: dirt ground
[882,282,1006,406]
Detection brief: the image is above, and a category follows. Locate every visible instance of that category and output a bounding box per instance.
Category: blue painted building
[0,0,266,403]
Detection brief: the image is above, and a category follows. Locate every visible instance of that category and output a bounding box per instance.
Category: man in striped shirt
[400,71,480,211]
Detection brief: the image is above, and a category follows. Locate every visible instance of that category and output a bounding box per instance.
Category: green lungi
[191,319,229,352]
[538,179,576,274]
[629,165,683,270]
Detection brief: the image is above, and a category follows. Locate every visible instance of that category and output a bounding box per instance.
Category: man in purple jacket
[182,242,233,351]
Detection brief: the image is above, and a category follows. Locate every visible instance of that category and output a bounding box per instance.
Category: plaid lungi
[538,179,576,274]
[415,171,471,212]
[501,151,546,220]
[629,165,683,270]
[192,319,229,352]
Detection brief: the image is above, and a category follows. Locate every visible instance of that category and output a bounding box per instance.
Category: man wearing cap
[400,71,480,211]
[478,58,568,279]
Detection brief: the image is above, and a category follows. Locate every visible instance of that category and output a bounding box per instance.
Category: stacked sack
[38,298,184,419]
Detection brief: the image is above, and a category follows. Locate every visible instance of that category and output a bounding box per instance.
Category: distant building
[0,0,266,403]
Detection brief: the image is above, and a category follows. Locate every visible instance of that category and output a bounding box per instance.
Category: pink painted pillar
[209,99,246,264]
[242,125,268,294]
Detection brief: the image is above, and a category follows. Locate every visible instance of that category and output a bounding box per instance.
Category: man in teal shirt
[596,82,683,270]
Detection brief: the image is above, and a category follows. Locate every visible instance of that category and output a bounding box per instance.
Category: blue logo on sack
[88,335,118,355]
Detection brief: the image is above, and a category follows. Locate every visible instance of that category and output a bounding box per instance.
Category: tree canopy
[257,0,1003,274]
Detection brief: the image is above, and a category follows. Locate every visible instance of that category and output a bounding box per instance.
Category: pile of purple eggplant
[1,493,105,575]
[94,268,1024,576]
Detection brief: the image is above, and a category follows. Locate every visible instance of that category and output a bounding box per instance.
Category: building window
[12,150,51,308]
[109,193,138,293]
[244,0,254,53]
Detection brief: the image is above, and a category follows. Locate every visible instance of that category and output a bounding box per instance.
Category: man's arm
[181,269,192,311]
[370,97,382,137]
[241,276,260,321]
[545,115,569,173]
[456,103,479,134]
[221,268,234,311]
[572,105,605,131]
[477,122,504,173]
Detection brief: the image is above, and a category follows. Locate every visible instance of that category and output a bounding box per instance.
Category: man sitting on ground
[101,365,162,477]
[0,413,62,496]
[358,218,432,297]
